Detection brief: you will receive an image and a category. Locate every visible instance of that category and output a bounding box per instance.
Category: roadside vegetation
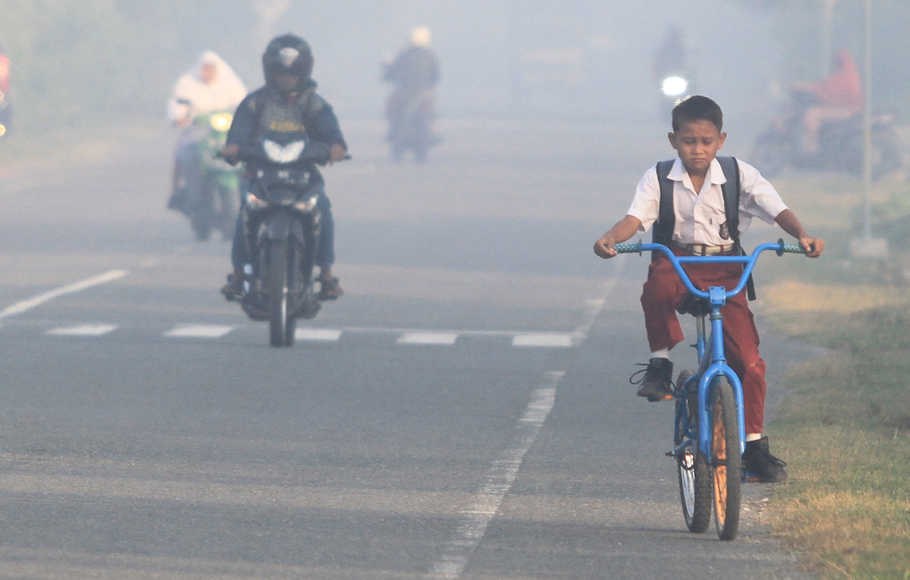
[758,171,910,578]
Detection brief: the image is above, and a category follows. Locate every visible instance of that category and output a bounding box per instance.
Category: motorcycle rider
[383,26,440,147]
[792,49,863,153]
[653,26,686,83]
[167,51,247,213]
[221,34,347,301]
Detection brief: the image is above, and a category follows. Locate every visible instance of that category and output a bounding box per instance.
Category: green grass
[760,178,910,578]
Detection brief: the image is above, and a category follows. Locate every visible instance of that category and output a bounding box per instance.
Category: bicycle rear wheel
[676,370,711,533]
[710,377,742,540]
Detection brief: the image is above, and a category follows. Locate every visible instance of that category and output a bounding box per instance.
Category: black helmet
[262,34,314,89]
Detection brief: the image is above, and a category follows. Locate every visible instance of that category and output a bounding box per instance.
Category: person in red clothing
[0,49,9,94]
[593,96,825,482]
[793,49,863,153]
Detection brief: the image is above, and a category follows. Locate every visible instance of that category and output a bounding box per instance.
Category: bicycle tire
[676,370,711,533]
[711,377,742,540]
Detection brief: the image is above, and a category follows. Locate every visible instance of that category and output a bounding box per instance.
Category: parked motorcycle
[752,93,901,179]
[229,131,346,347]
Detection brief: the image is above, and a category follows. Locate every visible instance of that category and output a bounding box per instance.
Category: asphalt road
[0,120,813,579]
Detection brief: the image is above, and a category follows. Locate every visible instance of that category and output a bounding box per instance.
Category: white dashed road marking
[430,370,564,579]
[46,324,118,337]
[294,328,342,342]
[0,270,129,320]
[396,332,459,345]
[512,333,574,348]
[163,324,236,339]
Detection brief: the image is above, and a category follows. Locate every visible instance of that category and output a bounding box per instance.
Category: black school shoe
[742,436,788,483]
[630,358,674,402]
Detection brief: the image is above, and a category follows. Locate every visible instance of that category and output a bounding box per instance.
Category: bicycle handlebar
[613,239,807,301]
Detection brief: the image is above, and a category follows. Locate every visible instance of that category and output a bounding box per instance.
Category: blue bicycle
[614,239,805,540]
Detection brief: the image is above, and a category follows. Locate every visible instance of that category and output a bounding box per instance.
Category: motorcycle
[229,131,346,347]
[169,102,241,240]
[0,91,10,139]
[387,88,436,163]
[751,92,902,179]
[659,73,693,120]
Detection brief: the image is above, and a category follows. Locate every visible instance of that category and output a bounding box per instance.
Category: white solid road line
[430,370,564,579]
[294,328,342,341]
[396,332,459,345]
[512,333,574,348]
[163,324,236,339]
[46,324,118,336]
[0,270,129,320]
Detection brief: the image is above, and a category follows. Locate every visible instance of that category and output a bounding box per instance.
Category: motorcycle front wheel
[268,240,291,347]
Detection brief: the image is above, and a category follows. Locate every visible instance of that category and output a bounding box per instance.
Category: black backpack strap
[716,156,756,301]
[652,160,676,261]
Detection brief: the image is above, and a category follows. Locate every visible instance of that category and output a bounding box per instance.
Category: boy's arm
[774,209,825,257]
[593,215,643,259]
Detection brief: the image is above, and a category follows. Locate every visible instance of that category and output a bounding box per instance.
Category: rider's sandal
[220,274,244,302]
[318,277,344,301]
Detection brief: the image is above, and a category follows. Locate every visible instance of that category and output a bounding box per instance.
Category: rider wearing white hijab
[167,51,247,214]
[168,51,247,124]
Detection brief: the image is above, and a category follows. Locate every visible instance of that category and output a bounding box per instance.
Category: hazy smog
[0,1,907,577]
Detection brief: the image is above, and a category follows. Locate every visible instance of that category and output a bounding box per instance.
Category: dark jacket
[226,80,347,150]
[383,46,439,93]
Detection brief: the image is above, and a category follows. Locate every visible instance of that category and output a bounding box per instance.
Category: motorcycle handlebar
[217,144,351,166]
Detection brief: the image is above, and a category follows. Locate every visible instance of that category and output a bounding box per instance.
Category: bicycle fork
[695,287,747,460]
[671,287,748,464]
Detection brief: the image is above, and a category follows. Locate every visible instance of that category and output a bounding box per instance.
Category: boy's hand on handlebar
[593,235,618,259]
[800,236,824,258]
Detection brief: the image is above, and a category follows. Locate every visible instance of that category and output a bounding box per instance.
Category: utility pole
[851,0,887,257]
[252,0,290,47]
[862,0,871,239]
[821,0,837,75]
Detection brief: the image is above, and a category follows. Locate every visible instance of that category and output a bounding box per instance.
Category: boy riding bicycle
[593,96,825,482]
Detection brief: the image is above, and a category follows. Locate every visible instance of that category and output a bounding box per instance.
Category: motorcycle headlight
[0,124,6,137]
[661,75,689,97]
[293,194,320,213]
[210,112,233,132]
[263,139,306,164]
[245,192,267,211]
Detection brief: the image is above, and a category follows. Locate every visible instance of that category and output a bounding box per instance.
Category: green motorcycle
[181,110,241,240]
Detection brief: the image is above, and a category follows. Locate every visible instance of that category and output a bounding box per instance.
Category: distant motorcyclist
[653,25,686,82]
[221,34,347,301]
[383,26,439,156]
[792,49,863,153]
[167,51,247,213]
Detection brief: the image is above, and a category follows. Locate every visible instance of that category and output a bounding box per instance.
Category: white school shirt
[626,157,788,246]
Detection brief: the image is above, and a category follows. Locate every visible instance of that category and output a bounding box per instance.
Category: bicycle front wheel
[710,377,742,541]
[676,370,711,533]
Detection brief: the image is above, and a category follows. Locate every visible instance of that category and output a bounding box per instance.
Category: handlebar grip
[776,238,807,255]
[613,242,642,254]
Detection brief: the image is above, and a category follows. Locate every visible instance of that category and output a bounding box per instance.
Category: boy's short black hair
[672,95,723,132]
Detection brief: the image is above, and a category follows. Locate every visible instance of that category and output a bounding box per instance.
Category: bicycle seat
[676,293,712,317]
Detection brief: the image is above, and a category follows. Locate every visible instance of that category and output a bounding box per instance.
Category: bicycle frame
[615,240,802,464]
